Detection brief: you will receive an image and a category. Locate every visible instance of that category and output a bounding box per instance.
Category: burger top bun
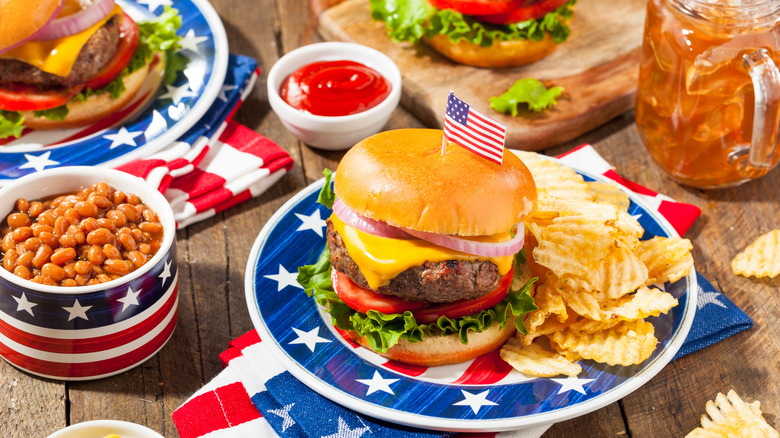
[334,128,537,236]
[0,0,61,51]
[425,32,558,68]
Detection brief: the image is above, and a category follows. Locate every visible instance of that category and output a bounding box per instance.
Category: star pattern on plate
[178,29,209,53]
[453,389,498,414]
[264,265,302,292]
[144,110,168,139]
[136,0,173,13]
[268,403,296,432]
[356,371,399,396]
[20,151,59,172]
[550,377,595,395]
[63,299,92,321]
[159,83,197,105]
[698,286,727,310]
[117,287,142,312]
[13,293,38,316]
[289,326,330,352]
[321,417,370,438]
[159,260,173,286]
[104,127,143,149]
[295,209,327,237]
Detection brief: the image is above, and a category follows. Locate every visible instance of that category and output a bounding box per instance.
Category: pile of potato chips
[686,390,779,437]
[501,152,694,377]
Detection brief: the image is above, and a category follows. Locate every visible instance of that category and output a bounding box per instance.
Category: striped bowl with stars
[0,167,178,380]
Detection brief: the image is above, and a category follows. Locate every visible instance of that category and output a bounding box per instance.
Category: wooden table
[3,0,779,436]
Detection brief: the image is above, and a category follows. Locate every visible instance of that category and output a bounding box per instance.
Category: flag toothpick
[442,91,506,164]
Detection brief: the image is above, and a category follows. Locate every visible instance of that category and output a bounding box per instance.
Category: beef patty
[0,15,121,89]
[326,218,501,303]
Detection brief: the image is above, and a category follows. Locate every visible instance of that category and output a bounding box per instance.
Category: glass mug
[636,0,780,188]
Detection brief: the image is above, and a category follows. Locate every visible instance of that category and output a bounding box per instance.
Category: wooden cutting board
[312,0,647,150]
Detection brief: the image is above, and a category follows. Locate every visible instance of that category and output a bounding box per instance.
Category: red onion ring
[403,223,525,258]
[0,1,63,55]
[332,198,412,239]
[33,0,115,41]
[332,198,525,258]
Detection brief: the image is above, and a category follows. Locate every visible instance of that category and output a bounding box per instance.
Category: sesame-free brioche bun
[0,0,61,52]
[334,129,537,236]
[20,55,164,130]
[425,33,558,68]
[348,316,517,367]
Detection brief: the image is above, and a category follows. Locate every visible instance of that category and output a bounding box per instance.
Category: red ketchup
[279,60,391,117]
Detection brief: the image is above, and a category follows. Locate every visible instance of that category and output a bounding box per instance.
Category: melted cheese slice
[0,5,122,77]
[331,214,513,290]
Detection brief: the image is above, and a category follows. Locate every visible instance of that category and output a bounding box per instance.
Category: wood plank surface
[2,0,779,437]
[315,0,646,150]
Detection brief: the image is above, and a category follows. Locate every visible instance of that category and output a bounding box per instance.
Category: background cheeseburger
[299,129,539,366]
[370,0,575,68]
[0,0,180,138]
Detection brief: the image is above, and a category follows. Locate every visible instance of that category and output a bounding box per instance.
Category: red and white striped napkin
[171,145,704,438]
[115,56,294,229]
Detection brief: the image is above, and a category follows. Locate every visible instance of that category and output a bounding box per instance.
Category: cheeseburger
[300,129,539,366]
[370,0,576,68]
[0,0,180,138]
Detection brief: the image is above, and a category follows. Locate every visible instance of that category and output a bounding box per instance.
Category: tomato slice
[428,0,527,16]
[478,0,569,24]
[0,84,83,111]
[84,11,139,90]
[412,268,514,324]
[332,269,429,314]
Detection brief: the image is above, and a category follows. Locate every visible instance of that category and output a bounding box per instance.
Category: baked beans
[0,183,165,287]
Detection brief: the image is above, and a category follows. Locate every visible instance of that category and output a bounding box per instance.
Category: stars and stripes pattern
[443,92,506,165]
[0,253,178,380]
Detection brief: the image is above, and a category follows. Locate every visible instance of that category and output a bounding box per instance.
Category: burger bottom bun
[424,33,557,68]
[22,54,165,130]
[348,316,517,367]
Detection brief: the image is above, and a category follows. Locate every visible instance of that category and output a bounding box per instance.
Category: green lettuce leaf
[490,78,563,115]
[298,247,538,354]
[32,105,69,121]
[317,169,336,209]
[369,0,575,47]
[0,111,25,139]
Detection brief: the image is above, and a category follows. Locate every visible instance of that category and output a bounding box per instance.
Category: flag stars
[453,389,498,414]
[268,403,296,432]
[159,83,197,105]
[13,293,38,316]
[550,377,595,395]
[159,260,173,286]
[63,299,92,321]
[322,417,370,438]
[698,287,727,310]
[264,265,302,292]
[104,127,143,149]
[117,287,142,312]
[289,326,330,352]
[178,29,209,53]
[20,151,59,172]
[295,209,327,237]
[356,371,399,396]
[218,84,238,102]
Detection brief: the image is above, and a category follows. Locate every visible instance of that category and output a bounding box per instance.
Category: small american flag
[443,91,506,164]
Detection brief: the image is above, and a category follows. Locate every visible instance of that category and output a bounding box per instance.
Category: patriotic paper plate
[245,165,698,432]
[0,0,228,185]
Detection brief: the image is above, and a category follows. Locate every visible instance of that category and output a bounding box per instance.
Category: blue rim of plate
[244,161,698,432]
[0,0,228,184]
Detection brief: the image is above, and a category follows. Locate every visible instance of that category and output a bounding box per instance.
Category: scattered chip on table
[731,230,780,279]
[685,390,779,438]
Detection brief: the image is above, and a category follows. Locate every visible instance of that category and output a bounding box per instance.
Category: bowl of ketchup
[267,42,402,150]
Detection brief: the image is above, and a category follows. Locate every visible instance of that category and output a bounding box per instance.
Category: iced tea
[636,0,780,188]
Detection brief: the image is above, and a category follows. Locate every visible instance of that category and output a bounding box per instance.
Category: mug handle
[741,49,780,174]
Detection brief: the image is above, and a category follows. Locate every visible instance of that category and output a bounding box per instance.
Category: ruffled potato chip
[636,236,694,284]
[587,181,631,211]
[731,230,780,279]
[686,390,779,438]
[550,319,658,366]
[500,337,582,377]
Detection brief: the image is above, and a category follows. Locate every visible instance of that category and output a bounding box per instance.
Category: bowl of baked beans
[0,167,177,380]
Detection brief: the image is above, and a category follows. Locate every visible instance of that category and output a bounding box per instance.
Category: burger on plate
[299,129,539,366]
[0,0,181,138]
[370,0,576,68]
